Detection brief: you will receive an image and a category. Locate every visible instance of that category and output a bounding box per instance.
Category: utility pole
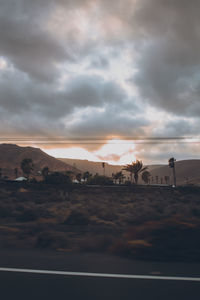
[168,157,176,187]
[102,162,105,176]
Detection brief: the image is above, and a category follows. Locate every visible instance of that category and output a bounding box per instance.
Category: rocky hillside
[150,160,200,185]
[0,144,79,179]
[59,158,200,185]
[58,158,124,176]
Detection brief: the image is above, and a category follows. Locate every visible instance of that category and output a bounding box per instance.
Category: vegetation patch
[0,182,200,261]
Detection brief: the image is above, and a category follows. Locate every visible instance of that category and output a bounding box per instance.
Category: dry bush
[110,217,200,261]
[63,210,90,225]
[78,234,114,252]
[36,231,69,249]
[16,209,39,222]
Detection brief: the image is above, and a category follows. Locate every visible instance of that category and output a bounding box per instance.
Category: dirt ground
[0,181,200,262]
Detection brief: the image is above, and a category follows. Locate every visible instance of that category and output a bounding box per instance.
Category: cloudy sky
[0,0,200,164]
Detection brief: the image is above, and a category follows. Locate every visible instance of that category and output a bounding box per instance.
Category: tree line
[0,157,177,186]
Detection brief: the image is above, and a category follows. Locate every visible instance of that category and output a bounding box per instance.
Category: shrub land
[0,181,200,262]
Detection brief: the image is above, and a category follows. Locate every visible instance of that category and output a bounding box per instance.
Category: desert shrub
[63,210,90,225]
[110,219,200,261]
[191,208,200,217]
[177,186,200,195]
[156,206,164,214]
[16,209,39,222]
[109,238,152,257]
[36,231,68,249]
[30,178,37,183]
[97,211,118,222]
[124,180,132,186]
[0,206,12,218]
[23,224,45,236]
[45,172,72,185]
[87,175,113,185]
[109,240,131,256]
[79,234,114,252]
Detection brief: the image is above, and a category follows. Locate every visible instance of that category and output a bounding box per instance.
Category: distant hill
[59,158,200,185]
[59,158,163,178]
[58,158,124,177]
[150,160,200,185]
[0,144,79,179]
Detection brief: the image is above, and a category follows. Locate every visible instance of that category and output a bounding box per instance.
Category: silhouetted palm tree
[42,166,49,180]
[20,158,34,180]
[83,171,92,183]
[76,173,82,183]
[123,160,147,184]
[14,167,18,178]
[164,175,169,184]
[118,171,125,184]
[112,171,125,184]
[66,170,75,181]
[102,162,105,176]
[168,157,176,186]
[156,175,158,184]
[142,170,151,184]
[122,164,134,183]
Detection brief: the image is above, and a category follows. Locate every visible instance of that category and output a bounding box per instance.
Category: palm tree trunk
[130,173,133,183]
[134,173,138,184]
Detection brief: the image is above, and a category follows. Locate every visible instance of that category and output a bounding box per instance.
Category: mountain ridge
[0,144,79,179]
[59,158,200,185]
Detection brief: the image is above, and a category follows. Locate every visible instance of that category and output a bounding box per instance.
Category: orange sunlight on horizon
[44,139,137,165]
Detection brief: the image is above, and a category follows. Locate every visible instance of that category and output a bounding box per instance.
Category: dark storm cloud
[0,1,69,82]
[152,119,200,137]
[0,67,134,136]
[131,0,200,117]
[1,0,200,146]
[0,0,94,82]
[89,56,109,69]
[65,75,126,107]
[67,103,148,138]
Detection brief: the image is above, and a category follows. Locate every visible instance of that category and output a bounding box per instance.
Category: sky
[0,0,200,165]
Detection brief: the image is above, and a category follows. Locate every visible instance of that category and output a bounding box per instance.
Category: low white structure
[73,179,79,184]
[15,177,27,181]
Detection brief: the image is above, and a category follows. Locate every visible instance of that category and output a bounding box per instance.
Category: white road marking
[0,267,200,282]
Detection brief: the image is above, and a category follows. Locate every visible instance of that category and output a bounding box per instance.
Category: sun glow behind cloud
[44,139,136,165]
[94,139,136,164]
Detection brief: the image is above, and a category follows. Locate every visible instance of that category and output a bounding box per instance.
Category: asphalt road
[0,249,200,300]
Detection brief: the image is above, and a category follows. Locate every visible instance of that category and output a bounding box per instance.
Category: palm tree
[168,157,176,186]
[116,171,125,184]
[142,170,151,184]
[42,166,49,180]
[122,164,134,183]
[20,158,34,180]
[123,160,147,184]
[102,162,105,176]
[66,170,75,181]
[76,173,82,183]
[155,175,158,184]
[112,172,118,184]
[14,167,18,178]
[83,171,92,183]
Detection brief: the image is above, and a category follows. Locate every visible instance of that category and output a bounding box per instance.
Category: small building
[15,177,27,181]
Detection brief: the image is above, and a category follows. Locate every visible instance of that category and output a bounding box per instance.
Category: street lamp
[168,157,176,187]
[102,162,105,176]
